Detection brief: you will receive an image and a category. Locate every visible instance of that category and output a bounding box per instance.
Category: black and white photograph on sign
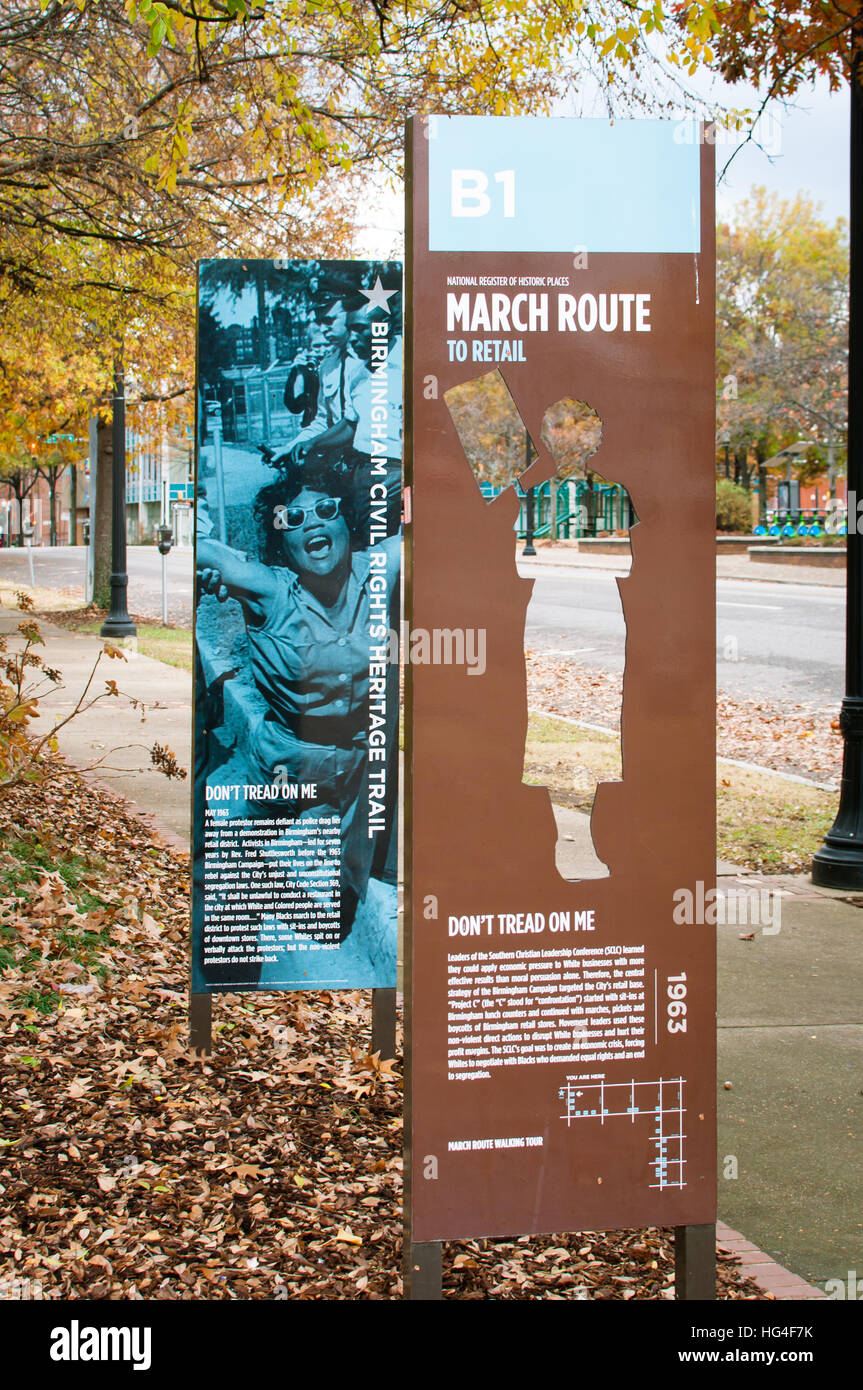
[192,259,402,994]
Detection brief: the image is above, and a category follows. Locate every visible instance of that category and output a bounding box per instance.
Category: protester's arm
[197,538,278,625]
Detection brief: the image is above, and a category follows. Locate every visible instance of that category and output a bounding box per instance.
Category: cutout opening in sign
[445,373,638,882]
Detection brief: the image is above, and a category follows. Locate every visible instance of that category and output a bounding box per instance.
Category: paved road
[0,544,194,627]
[521,561,844,708]
[0,545,846,708]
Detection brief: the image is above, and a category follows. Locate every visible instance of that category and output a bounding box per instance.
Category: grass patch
[0,925,39,974]
[0,833,107,901]
[14,985,63,1015]
[124,622,192,671]
[524,711,835,874]
[0,833,114,999]
[716,765,835,874]
[524,713,620,814]
[0,579,82,613]
[1,583,194,671]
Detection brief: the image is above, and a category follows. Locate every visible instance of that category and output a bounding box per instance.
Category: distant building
[122,420,194,547]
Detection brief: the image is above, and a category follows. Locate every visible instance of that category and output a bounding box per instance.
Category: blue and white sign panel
[427,116,701,254]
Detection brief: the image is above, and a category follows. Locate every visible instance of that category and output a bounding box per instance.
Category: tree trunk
[13,483,24,546]
[48,472,58,546]
[93,417,113,608]
[734,450,750,488]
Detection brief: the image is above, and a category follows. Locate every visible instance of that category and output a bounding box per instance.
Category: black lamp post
[522,487,537,556]
[100,358,137,639]
[521,425,536,557]
[812,54,863,888]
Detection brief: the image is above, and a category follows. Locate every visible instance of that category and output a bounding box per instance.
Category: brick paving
[717,1223,828,1300]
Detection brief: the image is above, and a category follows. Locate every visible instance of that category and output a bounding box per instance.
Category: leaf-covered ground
[526,651,841,787]
[0,769,766,1300]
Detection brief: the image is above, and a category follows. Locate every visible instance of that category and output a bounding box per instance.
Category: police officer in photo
[271,283,368,468]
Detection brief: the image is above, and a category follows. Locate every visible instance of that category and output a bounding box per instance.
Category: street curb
[715,571,845,588]
[517,549,845,588]
[716,1222,828,1300]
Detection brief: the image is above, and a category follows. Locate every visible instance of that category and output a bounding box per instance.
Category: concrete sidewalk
[8,612,860,1297]
[715,866,863,1294]
[0,607,193,843]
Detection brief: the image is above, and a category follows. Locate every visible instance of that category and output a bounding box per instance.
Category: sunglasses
[277,497,342,530]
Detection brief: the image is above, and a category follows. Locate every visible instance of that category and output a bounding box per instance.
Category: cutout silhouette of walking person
[445,370,635,881]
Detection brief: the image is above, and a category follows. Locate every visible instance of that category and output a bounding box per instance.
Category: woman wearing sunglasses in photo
[196,449,399,951]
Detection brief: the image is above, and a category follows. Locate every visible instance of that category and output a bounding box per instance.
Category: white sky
[691,73,849,226]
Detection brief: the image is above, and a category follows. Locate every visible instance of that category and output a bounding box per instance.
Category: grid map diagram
[557,1077,686,1190]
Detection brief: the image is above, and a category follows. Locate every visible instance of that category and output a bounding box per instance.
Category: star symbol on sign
[359,276,397,313]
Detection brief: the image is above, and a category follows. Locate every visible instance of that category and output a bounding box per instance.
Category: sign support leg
[674,1223,715,1300]
[405,1241,442,1300]
[189,991,212,1055]
[372,987,396,1059]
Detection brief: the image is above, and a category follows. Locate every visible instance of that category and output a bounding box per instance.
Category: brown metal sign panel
[405,117,716,1242]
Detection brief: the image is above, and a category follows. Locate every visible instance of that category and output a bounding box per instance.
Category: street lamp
[521,487,537,556]
[813,61,863,888]
[521,425,536,557]
[761,440,817,474]
[716,425,731,479]
[100,359,137,639]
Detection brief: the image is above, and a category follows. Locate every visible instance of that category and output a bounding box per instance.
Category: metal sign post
[371,987,396,1059]
[189,991,213,1056]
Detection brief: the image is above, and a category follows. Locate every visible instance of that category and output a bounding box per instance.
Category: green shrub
[716,479,752,533]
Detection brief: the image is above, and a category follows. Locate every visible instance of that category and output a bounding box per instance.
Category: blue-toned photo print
[192,259,402,992]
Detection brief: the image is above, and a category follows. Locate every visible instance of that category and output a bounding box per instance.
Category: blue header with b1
[427,115,701,255]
